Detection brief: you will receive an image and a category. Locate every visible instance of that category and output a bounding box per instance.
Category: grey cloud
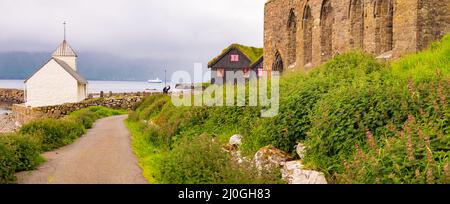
[0,0,265,66]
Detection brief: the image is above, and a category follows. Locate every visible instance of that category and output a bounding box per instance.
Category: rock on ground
[229,134,242,146]
[296,143,307,160]
[281,161,328,184]
[254,146,293,169]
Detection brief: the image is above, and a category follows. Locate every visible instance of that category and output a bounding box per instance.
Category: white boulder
[296,143,307,160]
[229,134,243,146]
[281,161,328,184]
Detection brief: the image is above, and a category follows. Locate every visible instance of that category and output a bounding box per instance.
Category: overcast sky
[0,0,265,69]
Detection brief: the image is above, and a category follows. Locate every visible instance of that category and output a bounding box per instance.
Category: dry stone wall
[264,0,450,72]
[0,89,24,105]
[13,95,147,125]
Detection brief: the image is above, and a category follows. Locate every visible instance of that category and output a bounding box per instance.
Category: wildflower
[387,124,396,132]
[344,160,351,172]
[437,82,446,105]
[407,131,414,162]
[408,79,415,97]
[407,115,415,124]
[419,108,426,116]
[427,168,434,184]
[366,129,376,150]
[433,100,440,112]
[444,162,449,183]
[415,169,422,181]
[425,141,434,184]
[418,129,424,141]
[404,137,412,160]
[355,144,365,161]
[399,130,405,139]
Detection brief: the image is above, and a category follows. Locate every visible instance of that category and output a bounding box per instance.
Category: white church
[24,38,88,107]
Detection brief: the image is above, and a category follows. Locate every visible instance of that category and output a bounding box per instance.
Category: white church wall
[77,83,87,101]
[53,56,77,70]
[26,59,80,107]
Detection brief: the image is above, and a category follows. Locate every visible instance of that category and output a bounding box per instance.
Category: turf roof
[208,44,263,67]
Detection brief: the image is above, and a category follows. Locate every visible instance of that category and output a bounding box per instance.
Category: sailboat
[148,78,163,84]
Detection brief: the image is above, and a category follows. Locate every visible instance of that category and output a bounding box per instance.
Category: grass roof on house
[208,44,263,67]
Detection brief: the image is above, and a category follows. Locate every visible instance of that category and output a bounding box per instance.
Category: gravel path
[16,115,147,184]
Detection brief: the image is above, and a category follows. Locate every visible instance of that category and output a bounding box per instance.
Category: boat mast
[164,69,167,87]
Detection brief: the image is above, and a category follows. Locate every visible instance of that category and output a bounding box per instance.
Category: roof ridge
[52,40,78,57]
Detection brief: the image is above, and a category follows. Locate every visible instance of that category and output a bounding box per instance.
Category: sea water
[0,80,176,93]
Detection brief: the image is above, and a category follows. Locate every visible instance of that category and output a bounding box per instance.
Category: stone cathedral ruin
[264,0,450,71]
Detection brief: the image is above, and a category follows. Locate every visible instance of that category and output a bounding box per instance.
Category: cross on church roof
[52,21,77,57]
[63,21,67,41]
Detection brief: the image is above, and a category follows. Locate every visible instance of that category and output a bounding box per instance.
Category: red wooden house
[208,44,264,84]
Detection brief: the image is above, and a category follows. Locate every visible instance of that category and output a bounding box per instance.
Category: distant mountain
[0,52,184,81]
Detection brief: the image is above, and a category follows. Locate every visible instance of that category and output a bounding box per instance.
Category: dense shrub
[4,134,44,172]
[0,133,43,183]
[244,52,385,155]
[129,36,450,184]
[332,77,450,183]
[304,77,409,171]
[140,96,171,120]
[69,106,125,129]
[0,138,18,183]
[247,78,331,154]
[20,119,85,151]
[158,134,283,184]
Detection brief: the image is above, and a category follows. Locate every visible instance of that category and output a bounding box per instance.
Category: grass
[125,120,161,184]
[128,35,450,184]
[391,35,450,82]
[0,106,127,184]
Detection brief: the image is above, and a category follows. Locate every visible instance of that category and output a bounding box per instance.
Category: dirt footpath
[16,115,147,184]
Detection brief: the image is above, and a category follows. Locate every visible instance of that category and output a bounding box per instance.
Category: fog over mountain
[0,51,197,81]
[0,0,265,81]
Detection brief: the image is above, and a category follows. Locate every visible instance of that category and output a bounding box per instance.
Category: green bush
[248,78,331,154]
[128,36,450,184]
[158,134,283,184]
[331,77,450,184]
[19,106,123,152]
[336,114,449,184]
[68,106,126,129]
[244,51,385,155]
[0,133,44,183]
[0,138,18,183]
[20,119,85,151]
[305,78,408,171]
[4,134,44,172]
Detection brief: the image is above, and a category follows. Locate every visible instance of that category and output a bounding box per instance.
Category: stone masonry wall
[264,0,450,72]
[0,89,24,105]
[12,94,148,125]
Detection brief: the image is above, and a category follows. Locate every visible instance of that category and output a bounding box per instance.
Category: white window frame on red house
[217,68,225,78]
[231,54,239,62]
[243,67,250,78]
[258,68,264,77]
